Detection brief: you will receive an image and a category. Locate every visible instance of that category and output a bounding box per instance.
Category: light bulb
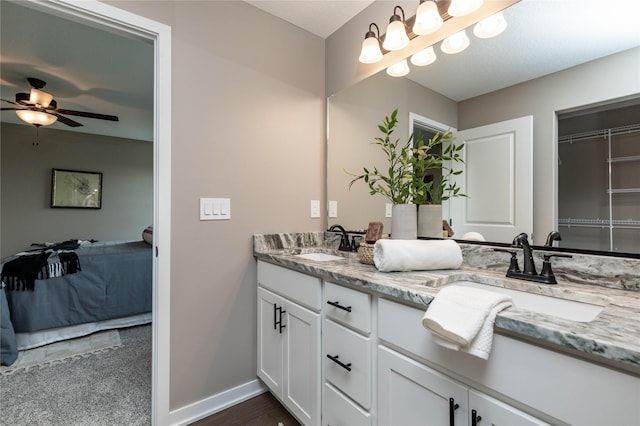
[359,36,383,64]
[411,46,437,66]
[386,59,410,77]
[383,18,409,51]
[473,12,507,38]
[441,30,470,54]
[412,1,443,36]
[16,110,58,126]
[448,0,483,17]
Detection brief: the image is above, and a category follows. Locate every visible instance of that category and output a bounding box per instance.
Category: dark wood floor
[191,392,300,426]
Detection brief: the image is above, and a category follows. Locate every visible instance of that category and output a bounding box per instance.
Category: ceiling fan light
[382,12,409,51]
[29,88,54,108]
[386,59,410,77]
[411,46,437,66]
[441,30,470,54]
[16,109,58,126]
[448,0,483,17]
[473,12,507,38]
[359,33,383,64]
[412,1,443,36]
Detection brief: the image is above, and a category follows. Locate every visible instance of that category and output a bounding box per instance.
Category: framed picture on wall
[51,169,103,209]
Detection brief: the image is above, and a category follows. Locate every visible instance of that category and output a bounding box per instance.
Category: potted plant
[410,128,466,237]
[348,109,465,239]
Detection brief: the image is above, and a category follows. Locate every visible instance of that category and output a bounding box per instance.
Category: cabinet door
[257,287,284,396]
[468,389,550,426]
[378,346,468,426]
[284,299,321,426]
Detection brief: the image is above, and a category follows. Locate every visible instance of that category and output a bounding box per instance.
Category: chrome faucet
[328,224,351,252]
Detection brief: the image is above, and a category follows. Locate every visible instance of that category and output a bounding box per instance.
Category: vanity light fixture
[358,23,384,64]
[448,0,484,17]
[386,59,410,77]
[410,46,437,66]
[441,29,470,54]
[15,109,58,126]
[412,0,443,36]
[473,11,507,38]
[382,6,410,51]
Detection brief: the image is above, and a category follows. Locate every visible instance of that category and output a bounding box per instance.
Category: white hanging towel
[373,239,463,272]
[422,285,512,360]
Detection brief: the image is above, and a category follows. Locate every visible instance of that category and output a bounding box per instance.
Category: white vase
[391,204,417,239]
[417,204,443,238]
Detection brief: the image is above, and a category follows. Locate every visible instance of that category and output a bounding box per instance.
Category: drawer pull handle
[449,397,460,426]
[327,300,352,312]
[275,305,286,334]
[326,354,352,371]
[471,409,482,426]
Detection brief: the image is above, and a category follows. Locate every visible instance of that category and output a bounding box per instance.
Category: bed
[0,239,152,366]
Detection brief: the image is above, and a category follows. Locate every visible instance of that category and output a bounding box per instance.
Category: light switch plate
[200,198,231,220]
[328,200,338,218]
[385,203,393,218]
[310,200,321,218]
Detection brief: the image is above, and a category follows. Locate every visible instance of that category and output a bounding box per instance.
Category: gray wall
[104,0,325,411]
[328,71,457,231]
[1,123,152,257]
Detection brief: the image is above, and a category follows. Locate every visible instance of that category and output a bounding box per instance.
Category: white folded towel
[422,285,512,360]
[373,239,463,272]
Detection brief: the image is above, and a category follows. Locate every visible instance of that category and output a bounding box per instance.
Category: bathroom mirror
[327,0,640,255]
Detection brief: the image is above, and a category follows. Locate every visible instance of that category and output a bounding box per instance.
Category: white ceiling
[1,1,639,140]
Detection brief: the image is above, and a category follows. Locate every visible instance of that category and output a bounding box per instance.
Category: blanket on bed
[1,249,81,291]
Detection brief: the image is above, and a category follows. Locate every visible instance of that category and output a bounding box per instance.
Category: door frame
[23,1,172,424]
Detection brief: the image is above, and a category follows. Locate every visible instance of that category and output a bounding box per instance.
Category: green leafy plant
[347,109,466,205]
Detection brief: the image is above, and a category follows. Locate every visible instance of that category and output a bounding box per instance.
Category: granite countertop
[254,234,640,376]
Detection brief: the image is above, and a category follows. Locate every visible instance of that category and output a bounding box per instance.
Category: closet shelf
[559,123,640,143]
[609,155,640,163]
[608,188,640,194]
[558,218,640,229]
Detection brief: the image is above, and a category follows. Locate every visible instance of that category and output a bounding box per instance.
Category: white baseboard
[169,378,268,426]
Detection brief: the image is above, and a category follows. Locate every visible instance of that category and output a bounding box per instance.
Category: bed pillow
[142,225,153,245]
[0,285,18,366]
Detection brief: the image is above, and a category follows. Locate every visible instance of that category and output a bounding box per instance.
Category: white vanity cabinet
[322,281,372,425]
[257,261,321,425]
[378,297,640,426]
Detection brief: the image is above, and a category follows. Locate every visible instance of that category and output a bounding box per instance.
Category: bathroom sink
[443,280,607,322]
[294,252,346,262]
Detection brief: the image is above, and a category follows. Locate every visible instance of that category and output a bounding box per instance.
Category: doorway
[4,1,172,424]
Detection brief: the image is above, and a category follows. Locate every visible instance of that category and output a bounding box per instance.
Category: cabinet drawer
[323,319,371,409]
[324,281,371,334]
[257,260,321,310]
[323,383,371,426]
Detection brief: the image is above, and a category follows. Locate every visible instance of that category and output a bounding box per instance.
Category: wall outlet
[328,200,338,218]
[310,199,321,218]
[385,203,393,218]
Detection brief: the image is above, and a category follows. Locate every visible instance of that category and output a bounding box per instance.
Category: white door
[284,299,321,426]
[468,389,550,426]
[257,287,284,396]
[378,346,468,426]
[448,116,533,243]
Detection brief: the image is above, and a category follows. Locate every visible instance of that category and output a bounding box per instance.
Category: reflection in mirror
[327,0,640,256]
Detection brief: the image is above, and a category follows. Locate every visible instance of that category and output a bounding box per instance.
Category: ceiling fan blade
[51,113,84,127]
[1,107,21,111]
[54,108,119,122]
[1,98,22,106]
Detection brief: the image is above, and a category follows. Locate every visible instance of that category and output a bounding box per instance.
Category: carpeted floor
[0,325,151,426]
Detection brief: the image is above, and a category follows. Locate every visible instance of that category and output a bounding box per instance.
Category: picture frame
[51,168,103,209]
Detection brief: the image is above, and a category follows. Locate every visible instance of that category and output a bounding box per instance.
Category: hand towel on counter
[422,285,512,360]
[373,239,463,272]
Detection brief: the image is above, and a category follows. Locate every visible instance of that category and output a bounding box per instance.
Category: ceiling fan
[1,77,119,128]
